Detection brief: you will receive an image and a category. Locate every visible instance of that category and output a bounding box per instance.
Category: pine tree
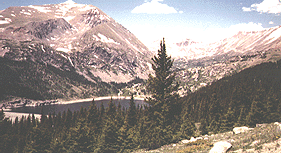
[106,97,116,117]
[87,99,99,127]
[99,110,119,152]
[177,114,196,140]
[235,105,246,127]
[146,38,180,127]
[100,102,105,118]
[65,109,73,128]
[199,118,209,135]
[24,126,52,153]
[68,118,93,152]
[220,100,236,132]
[246,99,262,127]
[127,94,137,127]
[0,110,14,153]
[246,94,264,127]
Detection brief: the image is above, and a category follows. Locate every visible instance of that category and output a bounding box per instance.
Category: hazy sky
[1,0,281,44]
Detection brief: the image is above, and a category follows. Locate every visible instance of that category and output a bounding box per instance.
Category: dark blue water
[10,98,146,115]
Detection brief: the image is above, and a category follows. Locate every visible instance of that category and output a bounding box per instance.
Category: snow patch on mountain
[56,48,70,52]
[93,33,119,44]
[62,0,76,5]
[63,16,75,22]
[21,11,31,16]
[0,18,11,24]
[79,5,95,12]
[68,56,74,67]
[125,38,141,53]
[59,0,86,14]
[28,5,52,13]
[0,20,9,24]
[265,27,281,44]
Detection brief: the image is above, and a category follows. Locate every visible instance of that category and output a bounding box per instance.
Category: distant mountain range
[148,26,281,60]
[172,27,281,94]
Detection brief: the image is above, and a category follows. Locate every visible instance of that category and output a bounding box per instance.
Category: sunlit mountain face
[0,0,153,84]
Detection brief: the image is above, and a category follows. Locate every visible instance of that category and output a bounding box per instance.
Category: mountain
[0,0,153,101]
[0,0,152,83]
[163,27,281,94]
[148,26,281,60]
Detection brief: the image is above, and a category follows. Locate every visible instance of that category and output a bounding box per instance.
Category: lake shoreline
[2,96,145,122]
[58,96,145,105]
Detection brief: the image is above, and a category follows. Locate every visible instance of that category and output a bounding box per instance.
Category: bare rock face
[26,18,72,39]
[209,141,232,153]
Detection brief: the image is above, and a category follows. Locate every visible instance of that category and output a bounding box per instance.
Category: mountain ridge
[0,1,153,101]
[0,1,152,84]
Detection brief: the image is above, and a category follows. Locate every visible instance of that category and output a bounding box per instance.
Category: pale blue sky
[1,0,281,44]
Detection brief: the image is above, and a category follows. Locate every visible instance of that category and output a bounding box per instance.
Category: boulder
[274,122,281,128]
[190,137,197,142]
[233,126,252,134]
[181,139,189,144]
[209,141,232,153]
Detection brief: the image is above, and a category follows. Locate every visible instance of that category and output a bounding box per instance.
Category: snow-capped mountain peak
[146,25,281,61]
[62,0,76,5]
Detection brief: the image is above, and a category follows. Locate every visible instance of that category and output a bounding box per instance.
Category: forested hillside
[180,59,281,134]
[0,57,114,101]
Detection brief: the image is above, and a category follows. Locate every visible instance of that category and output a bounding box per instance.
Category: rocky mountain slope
[149,26,281,60]
[0,0,153,100]
[0,0,152,84]
[169,27,281,95]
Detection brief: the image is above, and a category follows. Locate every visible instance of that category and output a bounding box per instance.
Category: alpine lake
[8,98,146,116]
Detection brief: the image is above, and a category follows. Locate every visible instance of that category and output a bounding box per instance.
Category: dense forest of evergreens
[0,95,184,152]
[1,39,281,152]
[180,60,281,134]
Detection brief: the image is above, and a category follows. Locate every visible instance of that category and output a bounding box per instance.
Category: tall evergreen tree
[98,98,119,152]
[24,126,52,153]
[146,38,180,127]
[177,114,196,140]
[68,118,93,152]
[199,118,209,135]
[127,94,137,127]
